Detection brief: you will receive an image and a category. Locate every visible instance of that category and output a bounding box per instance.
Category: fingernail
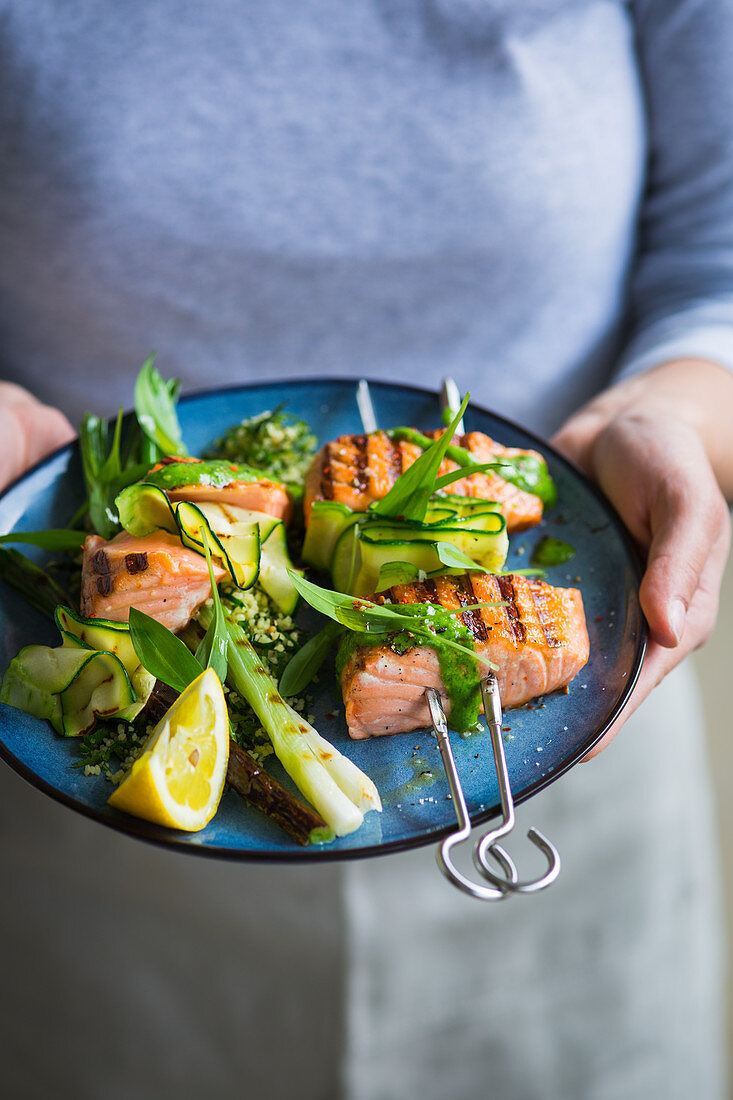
[670,599,686,644]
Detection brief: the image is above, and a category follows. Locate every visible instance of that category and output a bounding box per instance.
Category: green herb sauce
[336,602,481,732]
[388,427,557,506]
[530,536,576,567]
[145,459,267,492]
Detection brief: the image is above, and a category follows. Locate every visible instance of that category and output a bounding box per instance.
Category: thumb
[640,470,728,647]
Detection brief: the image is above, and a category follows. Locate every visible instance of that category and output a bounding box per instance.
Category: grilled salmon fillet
[304,430,544,531]
[151,456,293,524]
[340,573,589,738]
[80,530,225,633]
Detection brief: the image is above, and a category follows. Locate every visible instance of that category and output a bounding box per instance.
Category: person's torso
[0,0,645,432]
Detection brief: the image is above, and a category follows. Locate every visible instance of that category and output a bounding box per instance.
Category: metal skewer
[425,688,517,900]
[440,377,465,435]
[357,376,560,898]
[356,379,378,434]
[430,375,561,898]
[473,673,561,894]
[425,681,560,900]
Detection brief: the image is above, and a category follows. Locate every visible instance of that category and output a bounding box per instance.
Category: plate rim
[0,375,648,862]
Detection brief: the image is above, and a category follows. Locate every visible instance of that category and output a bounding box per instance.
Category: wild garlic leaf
[372,395,470,522]
[279,621,344,697]
[134,352,187,457]
[78,409,126,539]
[0,530,88,551]
[374,560,420,591]
[433,541,488,573]
[432,461,505,493]
[128,608,203,694]
[287,569,495,669]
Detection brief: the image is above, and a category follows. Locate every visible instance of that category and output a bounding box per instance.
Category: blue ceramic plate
[0,379,646,861]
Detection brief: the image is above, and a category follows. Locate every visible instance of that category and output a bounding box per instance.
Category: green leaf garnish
[128,607,203,694]
[374,560,420,590]
[194,529,229,684]
[79,409,125,539]
[432,461,505,493]
[134,352,187,457]
[372,395,470,522]
[279,621,344,698]
[388,426,557,506]
[287,569,495,669]
[0,530,88,550]
[434,541,488,573]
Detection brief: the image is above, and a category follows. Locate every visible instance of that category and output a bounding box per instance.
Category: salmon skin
[80,529,225,633]
[149,456,293,525]
[304,430,544,532]
[340,573,589,739]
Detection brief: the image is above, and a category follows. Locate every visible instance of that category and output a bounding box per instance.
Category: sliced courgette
[55,606,156,721]
[331,516,508,596]
[0,644,135,737]
[424,495,502,525]
[115,483,179,538]
[258,522,302,615]
[304,496,503,575]
[177,501,301,613]
[302,501,361,571]
[175,501,261,589]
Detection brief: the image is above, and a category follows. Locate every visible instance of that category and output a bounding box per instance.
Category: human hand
[0,383,75,493]
[551,362,732,757]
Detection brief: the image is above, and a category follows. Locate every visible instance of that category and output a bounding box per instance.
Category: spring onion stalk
[198,606,381,835]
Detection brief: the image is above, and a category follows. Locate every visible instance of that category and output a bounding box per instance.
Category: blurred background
[695,518,733,1083]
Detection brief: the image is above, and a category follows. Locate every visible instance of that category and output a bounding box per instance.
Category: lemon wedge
[108,668,229,831]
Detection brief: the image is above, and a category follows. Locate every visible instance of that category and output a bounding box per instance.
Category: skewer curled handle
[475,828,561,895]
[474,674,561,894]
[424,682,562,900]
[425,688,516,901]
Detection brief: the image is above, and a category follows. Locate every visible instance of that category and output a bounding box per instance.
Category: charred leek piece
[227,741,334,846]
[143,680,334,846]
[0,548,73,620]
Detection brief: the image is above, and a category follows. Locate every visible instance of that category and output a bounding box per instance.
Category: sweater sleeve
[614,0,733,380]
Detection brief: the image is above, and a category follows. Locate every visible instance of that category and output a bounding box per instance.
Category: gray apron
[0,663,723,1100]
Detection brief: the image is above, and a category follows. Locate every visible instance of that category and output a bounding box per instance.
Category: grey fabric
[0,666,723,1100]
[344,666,725,1100]
[0,2,730,1097]
[0,0,665,432]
